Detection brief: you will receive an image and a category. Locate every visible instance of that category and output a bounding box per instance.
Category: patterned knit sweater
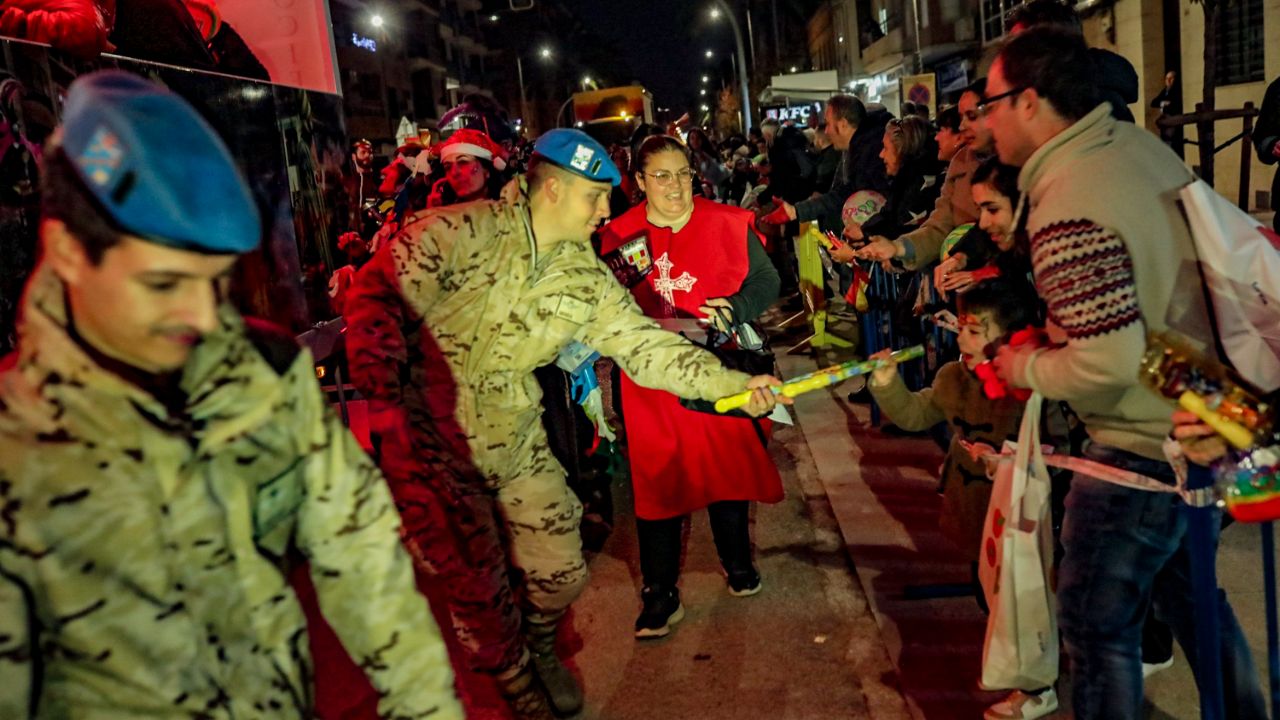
[1015,105,1213,460]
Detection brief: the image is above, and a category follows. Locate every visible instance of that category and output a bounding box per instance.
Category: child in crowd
[936,156,1032,296]
[869,279,1051,719]
[868,280,1040,576]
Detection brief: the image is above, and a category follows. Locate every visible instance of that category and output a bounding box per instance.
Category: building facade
[803,0,1279,211]
[329,0,500,149]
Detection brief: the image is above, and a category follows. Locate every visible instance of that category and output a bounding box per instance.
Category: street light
[702,75,709,83]
[370,13,385,28]
[700,88,707,96]
[489,14,499,22]
[709,7,722,19]
[790,65,798,73]
[707,1,753,130]
[705,49,714,59]
[516,46,554,134]
[700,104,709,111]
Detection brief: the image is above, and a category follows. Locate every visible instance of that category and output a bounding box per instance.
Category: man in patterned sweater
[0,71,462,719]
[986,28,1266,719]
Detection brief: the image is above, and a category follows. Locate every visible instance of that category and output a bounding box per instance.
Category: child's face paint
[958,310,1004,369]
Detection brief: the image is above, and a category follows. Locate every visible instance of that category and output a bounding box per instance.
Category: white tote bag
[978,393,1059,691]
[1179,180,1280,392]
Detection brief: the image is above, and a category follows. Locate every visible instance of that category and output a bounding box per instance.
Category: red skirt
[621,373,784,520]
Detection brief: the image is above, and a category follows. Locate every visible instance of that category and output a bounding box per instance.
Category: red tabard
[600,198,783,520]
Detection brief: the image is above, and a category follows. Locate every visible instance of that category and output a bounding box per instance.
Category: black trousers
[636,500,753,590]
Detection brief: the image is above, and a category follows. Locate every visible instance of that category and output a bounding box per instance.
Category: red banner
[219,0,337,94]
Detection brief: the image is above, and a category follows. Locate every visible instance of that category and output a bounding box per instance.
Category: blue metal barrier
[1187,463,1227,720]
[1264,521,1280,718]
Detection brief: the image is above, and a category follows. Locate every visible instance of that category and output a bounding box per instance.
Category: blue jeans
[1058,442,1266,719]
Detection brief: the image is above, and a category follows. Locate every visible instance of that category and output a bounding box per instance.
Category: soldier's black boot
[525,613,584,717]
[496,662,556,720]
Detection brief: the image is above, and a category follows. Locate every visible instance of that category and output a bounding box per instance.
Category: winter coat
[766,125,817,204]
[895,146,987,271]
[860,157,943,241]
[870,362,1024,557]
[1013,104,1213,460]
[812,145,840,193]
[795,107,894,232]
[1090,47,1139,123]
[0,265,462,718]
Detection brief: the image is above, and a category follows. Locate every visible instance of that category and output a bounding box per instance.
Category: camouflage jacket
[345,179,750,479]
[0,265,463,719]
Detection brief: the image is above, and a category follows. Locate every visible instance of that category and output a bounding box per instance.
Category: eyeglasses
[977,86,1028,115]
[644,168,695,186]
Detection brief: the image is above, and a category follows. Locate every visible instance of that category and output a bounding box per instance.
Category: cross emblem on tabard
[652,251,697,312]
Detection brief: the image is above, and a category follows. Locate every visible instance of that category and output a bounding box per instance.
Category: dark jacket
[812,145,840,193]
[765,125,817,204]
[111,0,218,71]
[1091,48,1139,123]
[860,157,943,241]
[796,107,894,232]
[1255,76,1280,224]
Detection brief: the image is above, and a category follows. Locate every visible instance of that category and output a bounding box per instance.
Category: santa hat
[433,128,507,171]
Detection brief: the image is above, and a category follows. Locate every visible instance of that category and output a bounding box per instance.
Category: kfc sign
[763,102,824,124]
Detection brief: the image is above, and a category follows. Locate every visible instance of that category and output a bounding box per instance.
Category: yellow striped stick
[714,345,925,413]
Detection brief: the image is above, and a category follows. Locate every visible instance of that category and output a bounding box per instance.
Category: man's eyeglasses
[644,168,695,186]
[977,86,1028,115]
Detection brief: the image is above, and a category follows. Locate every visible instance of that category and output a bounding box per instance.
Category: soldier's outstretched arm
[579,263,752,402]
[288,353,463,719]
[0,561,32,717]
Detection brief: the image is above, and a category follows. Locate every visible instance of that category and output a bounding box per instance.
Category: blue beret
[60,71,261,254]
[533,129,621,186]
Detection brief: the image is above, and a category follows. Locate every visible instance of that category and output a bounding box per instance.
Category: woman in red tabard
[599,135,782,639]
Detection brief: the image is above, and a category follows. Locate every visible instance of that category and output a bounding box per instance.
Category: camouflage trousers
[379,415,587,676]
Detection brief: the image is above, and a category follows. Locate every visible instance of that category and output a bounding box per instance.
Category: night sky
[560,0,742,116]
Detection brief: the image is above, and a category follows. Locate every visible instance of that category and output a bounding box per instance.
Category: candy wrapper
[1141,331,1280,522]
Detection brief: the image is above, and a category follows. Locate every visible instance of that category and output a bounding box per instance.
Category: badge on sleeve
[602,234,653,288]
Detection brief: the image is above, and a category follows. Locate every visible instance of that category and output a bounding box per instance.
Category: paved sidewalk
[562,419,912,719]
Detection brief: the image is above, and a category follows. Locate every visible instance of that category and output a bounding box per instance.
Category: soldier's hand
[743,375,790,417]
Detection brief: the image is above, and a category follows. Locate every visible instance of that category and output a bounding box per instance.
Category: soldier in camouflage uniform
[345,129,782,718]
[0,71,462,719]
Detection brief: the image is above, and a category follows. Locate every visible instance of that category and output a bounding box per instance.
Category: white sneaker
[984,688,1059,720]
[1142,657,1174,678]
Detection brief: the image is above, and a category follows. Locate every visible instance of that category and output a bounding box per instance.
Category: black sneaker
[634,586,684,639]
[727,568,763,597]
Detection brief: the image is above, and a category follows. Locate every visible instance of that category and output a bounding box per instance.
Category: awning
[758,69,839,105]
